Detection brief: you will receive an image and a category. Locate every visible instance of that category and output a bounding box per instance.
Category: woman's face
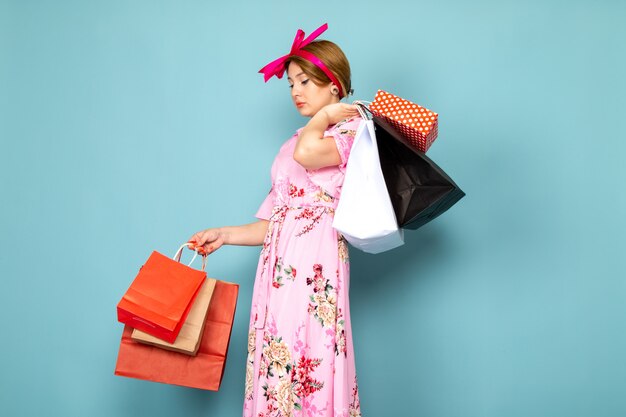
[287,62,339,117]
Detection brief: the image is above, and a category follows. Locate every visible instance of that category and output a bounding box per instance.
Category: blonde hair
[284,40,352,97]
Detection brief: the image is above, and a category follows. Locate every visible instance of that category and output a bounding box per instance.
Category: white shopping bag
[333,118,404,254]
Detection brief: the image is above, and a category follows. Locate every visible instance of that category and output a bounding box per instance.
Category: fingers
[188,237,200,249]
[340,103,358,118]
[201,235,224,255]
[188,229,221,254]
[324,103,359,125]
[347,104,358,112]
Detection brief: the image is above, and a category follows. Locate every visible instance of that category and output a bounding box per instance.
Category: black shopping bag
[373,115,465,230]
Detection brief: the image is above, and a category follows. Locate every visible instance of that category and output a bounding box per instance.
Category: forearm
[296,109,330,153]
[294,110,340,170]
[220,220,269,246]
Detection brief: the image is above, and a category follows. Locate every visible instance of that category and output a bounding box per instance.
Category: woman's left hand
[320,103,359,125]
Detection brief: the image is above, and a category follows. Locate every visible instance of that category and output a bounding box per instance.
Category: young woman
[189,24,363,417]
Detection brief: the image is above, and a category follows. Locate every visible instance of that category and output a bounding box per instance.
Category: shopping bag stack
[114,243,239,390]
[333,107,405,254]
[334,91,465,254]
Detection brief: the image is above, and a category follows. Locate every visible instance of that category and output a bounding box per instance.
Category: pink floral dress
[243,116,363,417]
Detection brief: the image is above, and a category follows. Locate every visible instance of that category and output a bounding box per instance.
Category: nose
[291,84,301,99]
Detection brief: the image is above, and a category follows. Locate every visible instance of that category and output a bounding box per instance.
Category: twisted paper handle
[352,100,373,120]
[173,243,207,271]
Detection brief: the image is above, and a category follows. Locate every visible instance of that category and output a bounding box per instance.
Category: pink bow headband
[258,23,345,98]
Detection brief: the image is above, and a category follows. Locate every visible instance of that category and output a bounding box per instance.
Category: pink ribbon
[258,23,345,98]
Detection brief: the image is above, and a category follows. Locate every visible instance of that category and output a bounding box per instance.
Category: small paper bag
[117,250,206,344]
[131,278,217,356]
[369,89,439,153]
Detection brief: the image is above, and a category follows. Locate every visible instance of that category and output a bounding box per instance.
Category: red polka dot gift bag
[369,90,439,153]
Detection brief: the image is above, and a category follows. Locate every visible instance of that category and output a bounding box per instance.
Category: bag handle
[352,100,372,120]
[173,243,207,271]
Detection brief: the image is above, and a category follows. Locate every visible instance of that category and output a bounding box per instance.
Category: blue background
[1,1,625,416]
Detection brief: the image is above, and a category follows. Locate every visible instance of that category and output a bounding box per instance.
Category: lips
[296,102,305,108]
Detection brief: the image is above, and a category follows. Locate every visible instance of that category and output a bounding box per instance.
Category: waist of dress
[269,203,336,219]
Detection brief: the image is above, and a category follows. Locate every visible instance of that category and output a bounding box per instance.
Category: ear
[330,85,340,95]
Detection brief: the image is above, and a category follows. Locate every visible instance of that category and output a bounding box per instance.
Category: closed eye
[288,79,309,89]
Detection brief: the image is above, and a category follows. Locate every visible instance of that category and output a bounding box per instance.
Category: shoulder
[327,115,363,137]
[336,115,363,128]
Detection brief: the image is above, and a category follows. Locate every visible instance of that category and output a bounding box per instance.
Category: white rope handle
[173,243,207,271]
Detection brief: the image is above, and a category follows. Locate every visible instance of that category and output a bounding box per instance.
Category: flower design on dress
[272,257,297,289]
[294,206,332,237]
[317,296,336,328]
[260,208,285,267]
[291,355,324,400]
[248,328,257,354]
[261,384,279,415]
[245,328,256,400]
[306,264,338,329]
[245,361,255,400]
[338,128,357,136]
[275,379,295,416]
[338,235,349,263]
[259,206,289,287]
[289,184,306,198]
[261,334,292,378]
[334,117,357,131]
[335,308,347,357]
[273,176,292,207]
[259,356,269,379]
[349,377,362,417]
[260,354,325,417]
[313,188,334,203]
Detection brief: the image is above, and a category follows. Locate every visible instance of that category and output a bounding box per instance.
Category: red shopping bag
[117,244,206,344]
[369,89,439,153]
[131,278,217,356]
[114,279,239,391]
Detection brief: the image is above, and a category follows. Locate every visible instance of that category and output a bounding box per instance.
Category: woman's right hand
[188,228,225,256]
[187,221,268,251]
[320,103,359,125]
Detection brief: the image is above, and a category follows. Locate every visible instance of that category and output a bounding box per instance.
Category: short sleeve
[324,116,362,169]
[255,187,275,220]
